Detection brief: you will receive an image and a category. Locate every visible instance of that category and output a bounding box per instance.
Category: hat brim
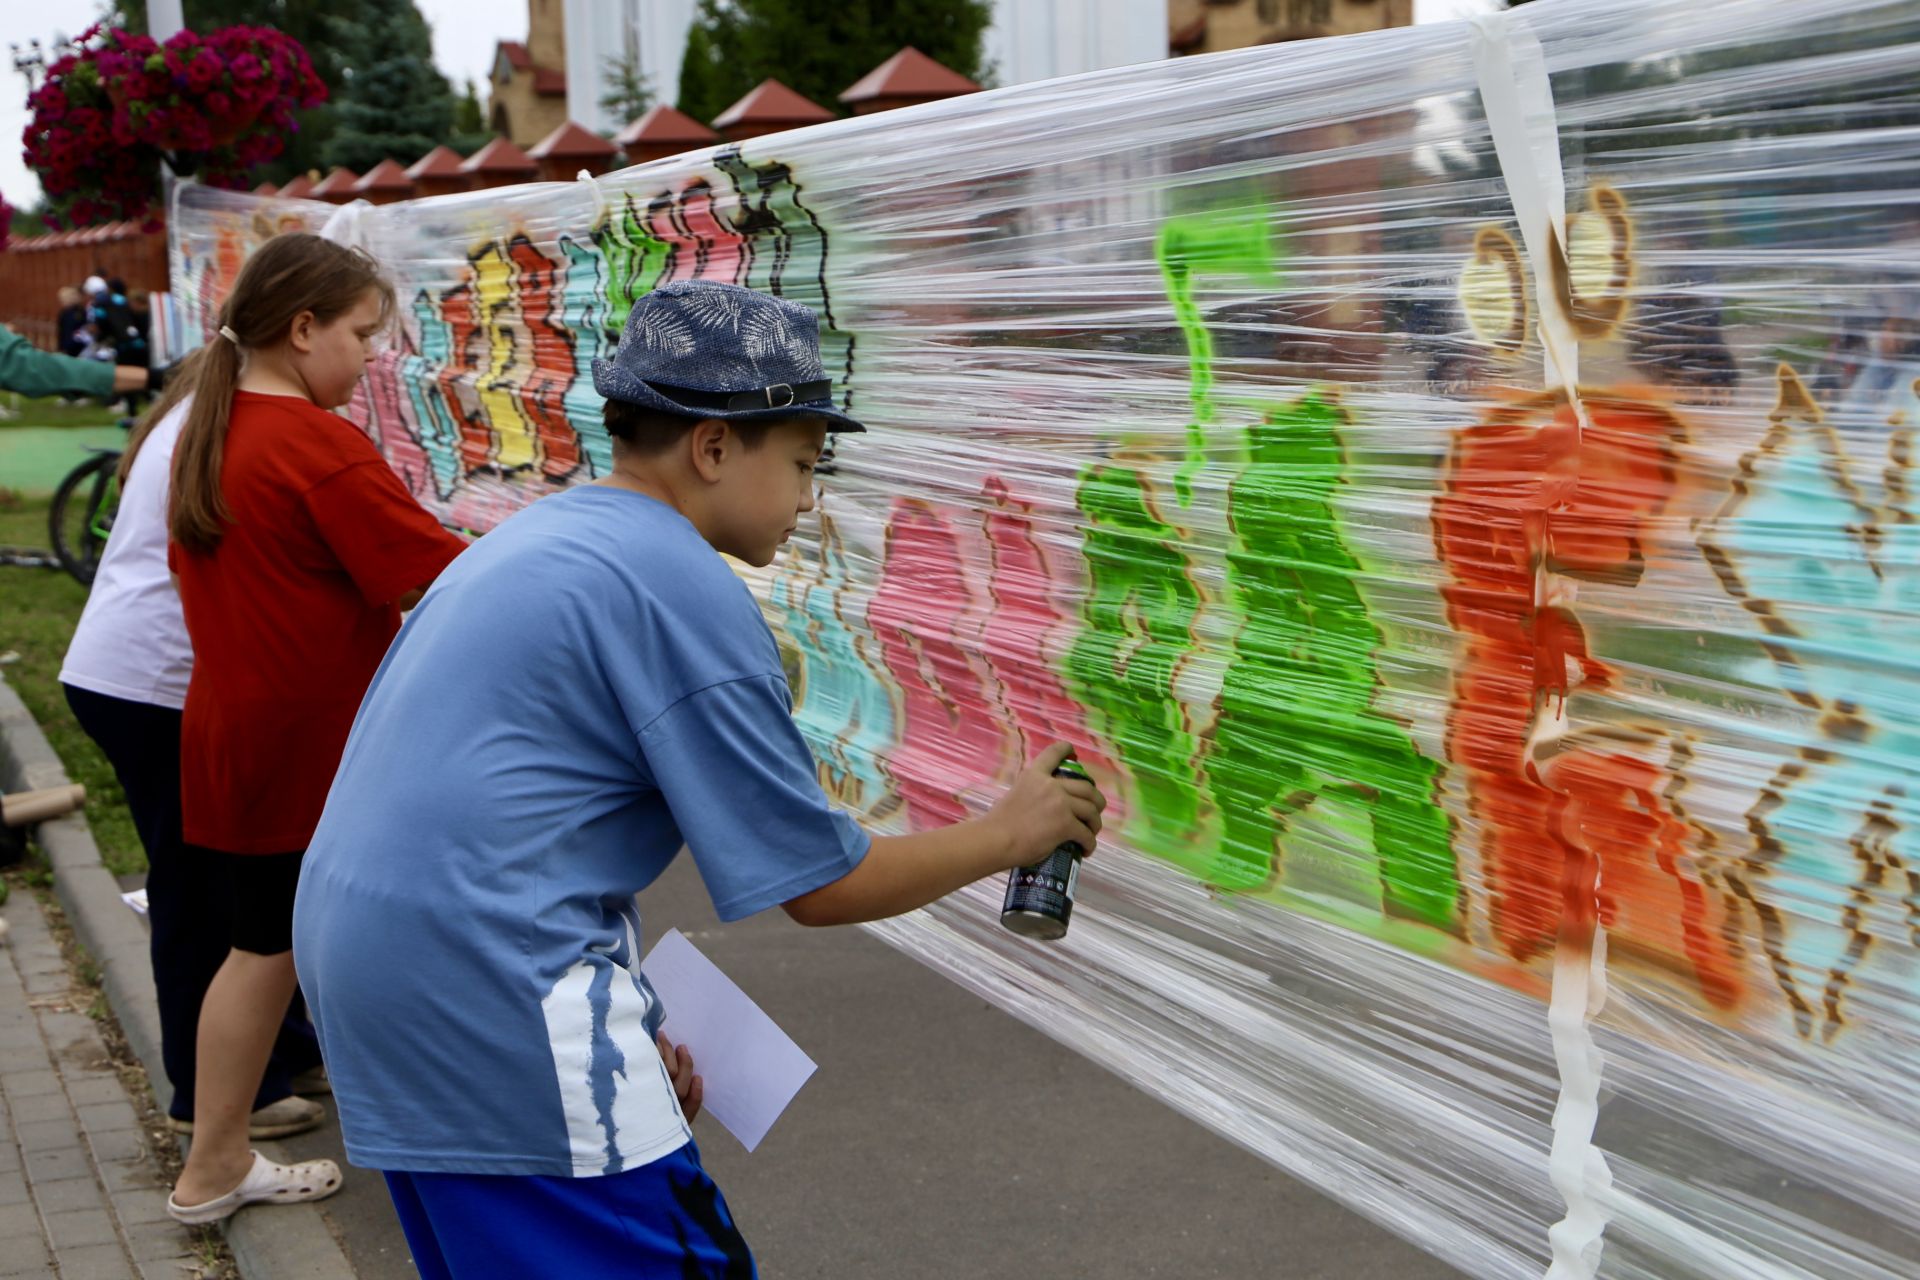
[593,360,866,433]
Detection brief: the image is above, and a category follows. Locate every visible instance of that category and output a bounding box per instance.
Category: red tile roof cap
[277,173,317,199]
[354,159,415,193]
[459,136,539,175]
[533,67,567,96]
[405,145,465,179]
[712,79,835,130]
[615,104,719,149]
[497,40,531,70]
[529,120,618,159]
[310,167,361,197]
[840,47,981,103]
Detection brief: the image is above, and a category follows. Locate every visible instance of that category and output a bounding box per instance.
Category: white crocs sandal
[167,1150,343,1224]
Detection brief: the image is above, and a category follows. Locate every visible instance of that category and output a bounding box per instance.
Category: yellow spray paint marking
[1566,216,1617,300]
[1556,185,1635,339]
[471,243,537,473]
[1459,186,1637,353]
[1460,225,1528,353]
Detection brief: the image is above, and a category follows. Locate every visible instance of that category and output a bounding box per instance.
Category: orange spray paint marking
[1541,736,1742,1009]
[506,237,583,482]
[213,226,246,311]
[436,282,491,474]
[1436,391,1742,1008]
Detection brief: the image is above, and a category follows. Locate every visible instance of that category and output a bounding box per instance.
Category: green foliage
[677,22,724,125]
[453,77,485,135]
[676,0,991,126]
[8,203,52,239]
[449,78,491,155]
[0,492,144,878]
[323,0,457,171]
[600,44,654,128]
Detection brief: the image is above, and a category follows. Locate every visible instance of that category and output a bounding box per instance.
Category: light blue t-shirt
[293,486,871,1177]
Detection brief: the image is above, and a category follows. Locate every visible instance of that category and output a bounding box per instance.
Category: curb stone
[0,675,359,1280]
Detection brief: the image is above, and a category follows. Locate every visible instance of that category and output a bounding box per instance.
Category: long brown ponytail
[164,233,395,553]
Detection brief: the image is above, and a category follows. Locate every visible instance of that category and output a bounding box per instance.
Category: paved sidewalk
[1,674,353,1280]
[0,887,201,1279]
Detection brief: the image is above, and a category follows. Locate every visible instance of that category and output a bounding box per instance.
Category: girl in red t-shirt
[163,234,466,1224]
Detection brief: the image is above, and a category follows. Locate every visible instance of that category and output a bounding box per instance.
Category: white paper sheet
[641,928,816,1153]
[121,888,148,917]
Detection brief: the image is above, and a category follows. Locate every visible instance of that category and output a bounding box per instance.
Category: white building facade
[565,0,1168,135]
[984,0,1168,87]
[563,0,698,136]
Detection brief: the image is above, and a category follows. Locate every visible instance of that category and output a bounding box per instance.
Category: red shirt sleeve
[301,460,466,606]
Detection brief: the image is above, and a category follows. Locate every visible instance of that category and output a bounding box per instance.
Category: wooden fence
[0,223,169,351]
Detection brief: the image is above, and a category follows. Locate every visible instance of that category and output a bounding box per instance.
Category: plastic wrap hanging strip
[170,0,1920,1274]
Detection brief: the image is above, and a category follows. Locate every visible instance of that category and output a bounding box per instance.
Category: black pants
[64,684,322,1120]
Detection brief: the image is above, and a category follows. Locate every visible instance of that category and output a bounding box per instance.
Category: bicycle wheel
[49,451,120,585]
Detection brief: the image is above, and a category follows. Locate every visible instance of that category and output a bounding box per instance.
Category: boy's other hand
[657,1032,703,1123]
[985,742,1105,870]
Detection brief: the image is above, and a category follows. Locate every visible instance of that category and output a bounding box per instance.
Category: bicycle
[47,410,134,586]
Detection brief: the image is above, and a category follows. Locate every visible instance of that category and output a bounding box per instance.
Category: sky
[1,0,1501,213]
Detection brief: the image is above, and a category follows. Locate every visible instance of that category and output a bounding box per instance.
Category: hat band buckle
[639,377,833,414]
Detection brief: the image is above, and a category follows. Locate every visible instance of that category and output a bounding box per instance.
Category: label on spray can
[1000,762,1091,941]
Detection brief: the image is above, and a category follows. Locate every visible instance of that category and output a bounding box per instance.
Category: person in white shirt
[60,392,328,1140]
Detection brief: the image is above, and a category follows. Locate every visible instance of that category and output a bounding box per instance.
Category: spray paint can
[999,761,1092,941]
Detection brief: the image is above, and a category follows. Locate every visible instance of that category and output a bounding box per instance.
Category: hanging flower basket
[105,75,262,150]
[24,23,327,228]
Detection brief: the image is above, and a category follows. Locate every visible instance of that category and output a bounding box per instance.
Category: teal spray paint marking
[770,509,899,813]
[558,234,615,478]
[403,289,464,498]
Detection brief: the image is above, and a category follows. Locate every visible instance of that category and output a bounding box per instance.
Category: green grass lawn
[0,493,144,878]
[0,393,121,431]
[0,389,130,498]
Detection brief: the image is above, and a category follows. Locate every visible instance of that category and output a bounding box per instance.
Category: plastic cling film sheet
[170,0,1920,1274]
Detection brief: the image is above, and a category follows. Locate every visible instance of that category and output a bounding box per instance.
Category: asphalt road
[278,854,1466,1279]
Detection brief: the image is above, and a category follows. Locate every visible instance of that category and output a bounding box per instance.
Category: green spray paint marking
[1208,392,1460,925]
[1067,204,1459,921]
[1063,463,1209,855]
[1156,211,1278,506]
[596,194,671,335]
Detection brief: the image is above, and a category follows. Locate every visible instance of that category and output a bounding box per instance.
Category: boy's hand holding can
[989,744,1106,939]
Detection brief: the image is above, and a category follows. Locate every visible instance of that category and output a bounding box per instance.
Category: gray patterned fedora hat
[591,280,864,433]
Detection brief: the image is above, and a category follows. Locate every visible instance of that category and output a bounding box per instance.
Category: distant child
[57,285,88,356]
[293,281,1104,1276]
[161,233,468,1224]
